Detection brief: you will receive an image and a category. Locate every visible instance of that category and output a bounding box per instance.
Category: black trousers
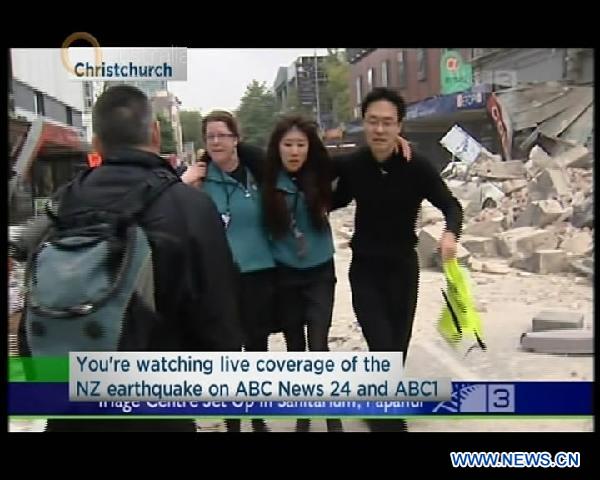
[275,260,335,352]
[275,260,342,432]
[349,252,419,362]
[239,268,275,352]
[226,269,274,433]
[350,252,418,433]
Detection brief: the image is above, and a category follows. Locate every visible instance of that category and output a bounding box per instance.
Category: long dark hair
[262,115,332,238]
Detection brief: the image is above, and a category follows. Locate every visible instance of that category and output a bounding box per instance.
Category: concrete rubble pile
[416,141,593,279]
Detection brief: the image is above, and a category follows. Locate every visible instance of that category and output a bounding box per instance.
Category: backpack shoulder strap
[115,168,180,222]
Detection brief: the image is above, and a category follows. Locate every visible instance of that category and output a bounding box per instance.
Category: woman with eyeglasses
[185,110,274,433]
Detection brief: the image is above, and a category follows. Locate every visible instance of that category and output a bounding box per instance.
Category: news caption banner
[8,353,592,417]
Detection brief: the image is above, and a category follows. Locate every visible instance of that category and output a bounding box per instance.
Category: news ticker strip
[9,354,593,415]
[7,381,593,416]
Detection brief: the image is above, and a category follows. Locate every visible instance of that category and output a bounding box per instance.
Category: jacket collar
[361,145,407,172]
[276,169,298,194]
[206,161,244,185]
[102,147,176,173]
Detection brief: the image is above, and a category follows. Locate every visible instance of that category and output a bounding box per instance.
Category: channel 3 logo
[433,383,515,413]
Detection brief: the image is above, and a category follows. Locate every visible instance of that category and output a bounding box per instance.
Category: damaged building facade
[346,48,594,171]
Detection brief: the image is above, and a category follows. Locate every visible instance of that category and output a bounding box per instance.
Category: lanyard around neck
[218,166,250,212]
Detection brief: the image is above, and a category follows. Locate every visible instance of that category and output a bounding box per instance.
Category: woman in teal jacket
[262,115,342,432]
[195,111,274,433]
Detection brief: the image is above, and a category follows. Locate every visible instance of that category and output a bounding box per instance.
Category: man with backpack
[19,85,242,432]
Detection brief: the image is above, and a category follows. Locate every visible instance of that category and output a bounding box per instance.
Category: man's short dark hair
[92,85,153,151]
[361,87,407,122]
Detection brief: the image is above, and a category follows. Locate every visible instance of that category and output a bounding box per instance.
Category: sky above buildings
[168,48,330,113]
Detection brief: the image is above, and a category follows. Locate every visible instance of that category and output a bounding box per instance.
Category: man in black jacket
[333,88,463,432]
[20,85,242,432]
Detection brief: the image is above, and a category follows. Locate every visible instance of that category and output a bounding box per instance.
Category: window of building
[367,68,374,91]
[34,92,45,116]
[355,76,363,104]
[381,60,389,87]
[66,106,73,126]
[397,51,407,88]
[417,49,428,81]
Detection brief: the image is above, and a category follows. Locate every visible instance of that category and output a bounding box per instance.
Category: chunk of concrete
[560,231,593,257]
[461,235,498,257]
[468,257,484,272]
[417,223,445,269]
[532,311,584,332]
[495,227,559,258]
[535,168,571,198]
[554,145,593,169]
[464,215,505,237]
[514,200,566,228]
[527,249,568,274]
[570,258,594,279]
[473,160,527,180]
[520,329,593,355]
[502,179,528,195]
[481,261,511,274]
[461,199,480,219]
[446,180,480,201]
[571,196,593,229]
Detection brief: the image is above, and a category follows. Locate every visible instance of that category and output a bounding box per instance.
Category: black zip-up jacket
[17,148,242,431]
[332,147,463,260]
[19,148,242,354]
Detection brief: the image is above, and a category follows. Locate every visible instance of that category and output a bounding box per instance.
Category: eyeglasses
[364,118,398,129]
[206,133,236,142]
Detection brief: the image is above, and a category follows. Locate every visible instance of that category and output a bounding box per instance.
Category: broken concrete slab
[472,160,527,180]
[460,199,480,219]
[527,249,568,274]
[481,261,511,274]
[502,179,528,195]
[513,200,566,228]
[468,257,484,272]
[461,235,498,257]
[554,145,593,169]
[479,183,506,209]
[526,146,555,178]
[560,231,593,257]
[445,180,480,201]
[554,206,573,224]
[417,223,445,269]
[509,253,531,270]
[571,196,593,229]
[495,227,559,258]
[516,271,534,277]
[569,258,594,279]
[532,311,584,332]
[527,181,547,202]
[520,329,593,355]
[464,215,505,237]
[535,168,571,197]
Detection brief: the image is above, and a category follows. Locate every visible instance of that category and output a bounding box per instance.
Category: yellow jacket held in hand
[438,258,486,355]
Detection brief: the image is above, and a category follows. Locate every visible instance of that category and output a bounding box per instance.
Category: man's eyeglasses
[206,133,236,142]
[364,118,398,129]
